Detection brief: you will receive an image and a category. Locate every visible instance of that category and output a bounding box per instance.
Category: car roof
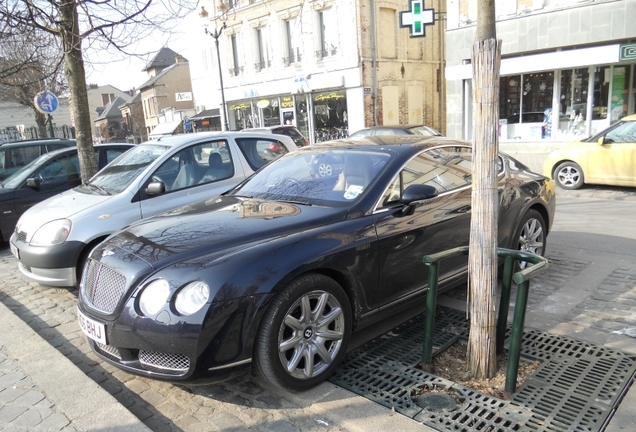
[0,138,76,148]
[32,142,134,160]
[312,135,468,154]
[146,132,298,148]
[621,114,636,121]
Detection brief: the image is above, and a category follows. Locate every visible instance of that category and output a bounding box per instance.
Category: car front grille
[82,259,127,314]
[139,350,190,373]
[17,231,27,242]
[95,342,122,360]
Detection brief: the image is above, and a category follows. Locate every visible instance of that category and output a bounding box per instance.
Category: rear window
[236,138,290,171]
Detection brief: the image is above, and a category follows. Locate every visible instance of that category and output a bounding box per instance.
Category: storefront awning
[148,121,182,139]
[189,109,220,121]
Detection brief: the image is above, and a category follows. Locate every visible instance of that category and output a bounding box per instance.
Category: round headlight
[30,219,72,246]
[175,281,210,316]
[139,279,170,316]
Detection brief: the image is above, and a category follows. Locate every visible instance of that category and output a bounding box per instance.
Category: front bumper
[77,292,271,384]
[10,233,86,287]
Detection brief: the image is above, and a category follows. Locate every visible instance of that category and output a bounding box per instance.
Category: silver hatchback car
[10,132,297,287]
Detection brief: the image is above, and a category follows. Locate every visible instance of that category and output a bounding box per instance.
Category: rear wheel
[514,210,547,269]
[554,161,584,190]
[255,273,351,391]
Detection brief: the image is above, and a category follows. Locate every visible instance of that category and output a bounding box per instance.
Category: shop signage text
[281,96,294,108]
[620,43,636,61]
[315,92,345,102]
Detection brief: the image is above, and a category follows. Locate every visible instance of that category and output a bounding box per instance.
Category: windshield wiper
[86,183,111,195]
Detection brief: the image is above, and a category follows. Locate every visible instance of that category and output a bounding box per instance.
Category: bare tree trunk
[467,0,501,379]
[59,0,96,180]
[34,110,48,138]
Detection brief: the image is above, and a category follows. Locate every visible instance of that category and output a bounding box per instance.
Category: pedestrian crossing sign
[399,0,435,38]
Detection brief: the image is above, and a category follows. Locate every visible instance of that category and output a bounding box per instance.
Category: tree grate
[330,306,636,432]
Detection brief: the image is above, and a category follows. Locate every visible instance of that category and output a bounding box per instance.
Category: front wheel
[514,209,547,269]
[255,274,351,391]
[554,161,584,190]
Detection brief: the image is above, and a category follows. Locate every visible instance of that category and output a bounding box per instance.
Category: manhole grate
[330,306,636,432]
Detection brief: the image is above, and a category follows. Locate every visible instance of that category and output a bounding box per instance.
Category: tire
[513,209,547,269]
[255,273,352,391]
[554,161,584,190]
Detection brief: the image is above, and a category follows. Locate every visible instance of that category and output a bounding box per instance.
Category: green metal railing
[421,246,549,395]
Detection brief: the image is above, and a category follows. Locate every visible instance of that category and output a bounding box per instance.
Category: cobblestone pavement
[0,346,72,431]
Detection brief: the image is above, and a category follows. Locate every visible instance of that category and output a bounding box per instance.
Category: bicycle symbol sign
[34,90,59,114]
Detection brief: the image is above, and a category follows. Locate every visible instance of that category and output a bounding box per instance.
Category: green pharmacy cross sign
[399,0,435,38]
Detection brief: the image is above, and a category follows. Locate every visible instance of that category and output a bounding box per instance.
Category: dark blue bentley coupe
[77,136,555,391]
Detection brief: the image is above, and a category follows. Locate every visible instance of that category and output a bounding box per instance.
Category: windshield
[229,148,391,206]
[1,152,57,188]
[87,144,169,194]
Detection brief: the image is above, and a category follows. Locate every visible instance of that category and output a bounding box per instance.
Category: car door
[586,121,636,185]
[13,152,82,226]
[139,139,246,219]
[373,146,473,308]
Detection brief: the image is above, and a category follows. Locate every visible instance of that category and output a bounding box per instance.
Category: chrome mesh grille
[139,350,190,372]
[82,259,127,314]
[95,342,121,360]
[17,231,27,242]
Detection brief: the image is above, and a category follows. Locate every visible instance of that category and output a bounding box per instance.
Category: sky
[83,12,199,92]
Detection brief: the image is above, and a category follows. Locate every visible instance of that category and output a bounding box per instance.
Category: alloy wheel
[277,290,345,380]
[517,217,545,269]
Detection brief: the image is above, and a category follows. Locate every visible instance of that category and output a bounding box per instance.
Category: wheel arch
[76,235,109,281]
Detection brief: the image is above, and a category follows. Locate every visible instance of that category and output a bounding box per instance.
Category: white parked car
[10,132,297,287]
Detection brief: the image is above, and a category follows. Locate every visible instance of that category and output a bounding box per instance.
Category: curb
[0,300,150,432]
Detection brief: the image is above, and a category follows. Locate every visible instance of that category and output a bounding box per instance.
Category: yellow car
[543,114,636,189]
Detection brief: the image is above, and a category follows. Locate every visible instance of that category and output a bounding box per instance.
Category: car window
[350,129,371,137]
[376,129,407,136]
[48,143,72,151]
[37,153,80,184]
[604,121,636,143]
[10,145,42,169]
[379,147,472,207]
[152,140,233,192]
[236,138,290,171]
[89,144,169,194]
[105,148,128,164]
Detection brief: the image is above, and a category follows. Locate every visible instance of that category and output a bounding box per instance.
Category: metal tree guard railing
[421,246,549,396]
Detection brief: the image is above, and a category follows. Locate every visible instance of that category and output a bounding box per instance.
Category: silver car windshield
[231,149,390,206]
[87,144,169,194]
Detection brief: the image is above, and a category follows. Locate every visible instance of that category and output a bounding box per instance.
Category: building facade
[194,0,446,143]
[86,84,132,142]
[139,48,196,138]
[445,0,636,141]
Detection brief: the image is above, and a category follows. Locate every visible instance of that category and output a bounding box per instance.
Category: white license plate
[9,242,19,260]
[78,307,107,345]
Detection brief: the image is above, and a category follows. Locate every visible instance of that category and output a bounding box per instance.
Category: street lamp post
[200,6,229,131]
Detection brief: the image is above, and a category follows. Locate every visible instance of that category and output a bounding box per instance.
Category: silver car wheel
[555,161,584,190]
[517,214,545,269]
[277,290,345,380]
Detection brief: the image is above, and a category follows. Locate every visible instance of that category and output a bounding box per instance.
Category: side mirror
[597,137,605,145]
[26,177,41,187]
[146,181,166,196]
[400,184,439,216]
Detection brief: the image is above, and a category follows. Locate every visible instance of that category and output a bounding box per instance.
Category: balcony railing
[315,47,337,60]
[254,60,271,72]
[282,53,302,66]
[228,66,243,77]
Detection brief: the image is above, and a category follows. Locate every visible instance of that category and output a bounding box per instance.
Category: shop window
[609,66,629,122]
[230,101,256,130]
[593,66,610,121]
[295,97,310,140]
[260,98,280,127]
[313,90,348,142]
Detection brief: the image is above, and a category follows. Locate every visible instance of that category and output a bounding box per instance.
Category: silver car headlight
[175,281,210,316]
[139,279,170,316]
[30,219,72,246]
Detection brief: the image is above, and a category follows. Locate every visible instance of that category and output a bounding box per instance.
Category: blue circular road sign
[34,90,59,114]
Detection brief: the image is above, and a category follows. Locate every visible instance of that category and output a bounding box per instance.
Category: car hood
[99,195,348,271]
[17,188,113,230]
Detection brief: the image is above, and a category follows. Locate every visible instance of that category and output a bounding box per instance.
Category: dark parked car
[349,124,443,138]
[0,143,133,241]
[0,138,76,181]
[77,136,555,391]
